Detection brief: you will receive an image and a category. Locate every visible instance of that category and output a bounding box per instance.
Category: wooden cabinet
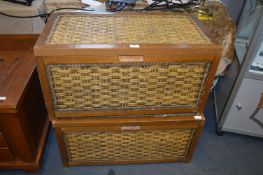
[0,35,49,172]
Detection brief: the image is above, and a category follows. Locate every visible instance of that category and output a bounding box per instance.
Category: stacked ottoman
[34,13,221,166]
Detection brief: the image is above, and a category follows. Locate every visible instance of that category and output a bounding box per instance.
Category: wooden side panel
[197,54,221,112]
[0,132,8,147]
[0,114,34,162]
[0,148,14,161]
[17,70,48,156]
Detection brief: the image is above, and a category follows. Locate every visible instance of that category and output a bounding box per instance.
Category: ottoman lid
[34,13,218,57]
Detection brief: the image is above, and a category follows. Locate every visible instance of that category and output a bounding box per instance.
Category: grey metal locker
[222,78,263,137]
[215,3,263,137]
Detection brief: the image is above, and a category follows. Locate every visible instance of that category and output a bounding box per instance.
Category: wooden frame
[34,13,221,120]
[53,113,205,166]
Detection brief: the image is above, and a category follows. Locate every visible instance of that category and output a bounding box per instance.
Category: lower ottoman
[53,113,204,166]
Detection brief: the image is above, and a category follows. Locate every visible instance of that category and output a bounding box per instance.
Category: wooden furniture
[0,35,49,172]
[35,13,221,166]
[54,115,204,165]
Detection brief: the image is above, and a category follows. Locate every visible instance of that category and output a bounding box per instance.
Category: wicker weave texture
[47,62,210,111]
[46,15,210,45]
[64,128,194,162]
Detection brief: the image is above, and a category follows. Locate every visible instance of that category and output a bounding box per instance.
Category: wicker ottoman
[35,13,221,166]
[53,114,204,166]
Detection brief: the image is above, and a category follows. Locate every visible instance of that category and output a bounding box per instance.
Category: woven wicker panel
[64,128,195,162]
[46,15,210,45]
[47,62,210,111]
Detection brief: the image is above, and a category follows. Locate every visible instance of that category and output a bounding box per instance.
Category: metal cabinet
[222,78,263,137]
[215,4,263,137]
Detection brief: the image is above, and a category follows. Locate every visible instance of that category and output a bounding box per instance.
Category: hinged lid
[34,13,217,57]
[46,14,210,45]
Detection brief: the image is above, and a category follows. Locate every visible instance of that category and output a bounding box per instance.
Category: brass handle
[119,55,144,62]
[121,126,141,130]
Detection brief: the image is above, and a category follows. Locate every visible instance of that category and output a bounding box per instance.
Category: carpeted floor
[1,93,263,175]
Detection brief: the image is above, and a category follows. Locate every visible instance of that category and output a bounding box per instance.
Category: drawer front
[46,62,211,114]
[0,132,8,148]
[54,115,204,165]
[65,128,194,163]
[0,148,13,161]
